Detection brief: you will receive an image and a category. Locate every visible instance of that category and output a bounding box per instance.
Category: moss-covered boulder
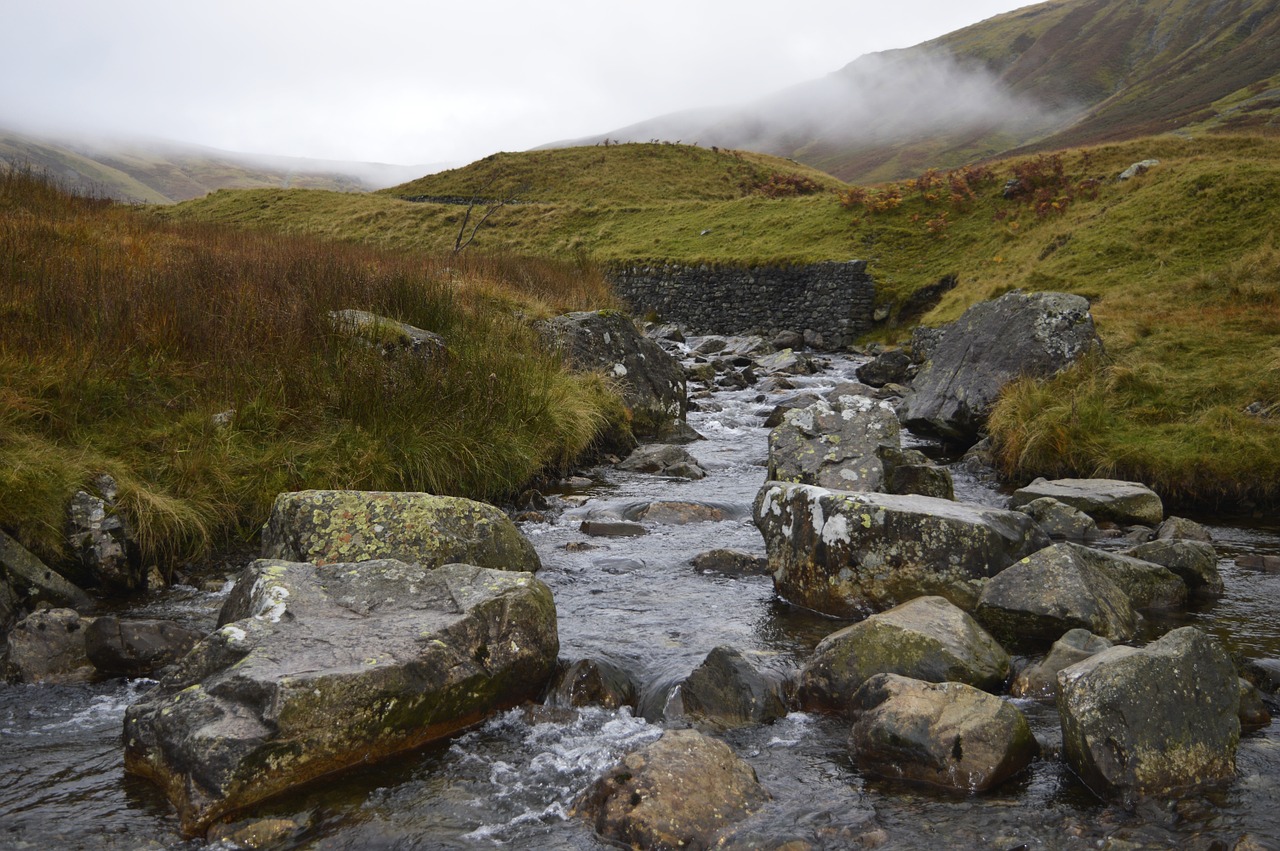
[800,596,1011,713]
[767,394,900,492]
[678,645,788,727]
[975,543,1139,644]
[536,310,687,439]
[1011,478,1164,527]
[848,674,1037,792]
[1057,627,1239,798]
[260,490,540,572]
[1125,539,1223,599]
[753,482,1049,617]
[573,729,769,849]
[123,560,558,835]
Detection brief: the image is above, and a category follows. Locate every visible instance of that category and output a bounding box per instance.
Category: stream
[2,348,1278,850]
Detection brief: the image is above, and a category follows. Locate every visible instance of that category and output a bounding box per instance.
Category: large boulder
[848,674,1037,792]
[856,349,913,388]
[975,543,1139,644]
[1010,478,1164,527]
[1060,544,1186,610]
[1014,497,1098,541]
[573,729,769,850]
[799,596,1011,713]
[547,658,638,710]
[903,291,1101,441]
[123,560,558,834]
[767,395,900,492]
[260,490,540,572]
[678,645,788,727]
[1057,627,1240,798]
[754,482,1049,617]
[66,474,143,593]
[536,310,687,438]
[5,608,97,684]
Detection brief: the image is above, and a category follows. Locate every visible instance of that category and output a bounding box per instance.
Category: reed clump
[0,167,623,570]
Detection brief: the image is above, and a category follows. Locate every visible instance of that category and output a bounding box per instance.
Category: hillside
[0,128,441,203]
[159,135,1280,506]
[551,0,1280,182]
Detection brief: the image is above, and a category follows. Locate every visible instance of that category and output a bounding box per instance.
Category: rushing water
[2,349,1279,850]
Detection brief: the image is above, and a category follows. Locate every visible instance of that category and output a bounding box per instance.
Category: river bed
[2,351,1278,850]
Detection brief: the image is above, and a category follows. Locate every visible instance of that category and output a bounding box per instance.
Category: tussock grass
[158,135,1280,506]
[0,168,622,572]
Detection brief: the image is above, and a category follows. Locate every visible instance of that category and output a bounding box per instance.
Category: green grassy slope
[160,136,1280,506]
[0,169,624,571]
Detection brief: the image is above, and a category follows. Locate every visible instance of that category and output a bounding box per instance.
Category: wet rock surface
[260,490,541,572]
[848,673,1036,792]
[1011,477,1164,527]
[1011,628,1113,699]
[0,529,94,620]
[83,616,204,679]
[754,482,1049,616]
[976,542,1139,644]
[618,444,707,479]
[573,728,770,850]
[123,560,559,834]
[1057,627,1240,798]
[799,596,1011,713]
[678,645,788,727]
[5,608,97,684]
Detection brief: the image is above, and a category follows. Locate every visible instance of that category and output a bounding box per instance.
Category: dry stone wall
[609,260,875,349]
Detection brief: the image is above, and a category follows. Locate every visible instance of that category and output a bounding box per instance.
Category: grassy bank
[158,136,1280,506]
[0,168,624,572]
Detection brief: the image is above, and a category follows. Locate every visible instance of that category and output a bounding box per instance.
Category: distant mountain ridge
[550,0,1280,181]
[0,128,446,203]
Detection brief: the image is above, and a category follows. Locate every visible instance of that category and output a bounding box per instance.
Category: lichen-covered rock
[753,482,1049,617]
[755,349,817,376]
[328,309,445,360]
[622,500,732,525]
[767,395,900,492]
[1125,539,1223,599]
[5,608,96,684]
[123,560,558,834]
[848,674,1036,792]
[903,291,1101,441]
[0,529,93,618]
[536,310,687,438]
[547,658,638,710]
[573,729,769,850]
[800,596,1011,713]
[84,616,204,678]
[1014,497,1098,541]
[618,444,707,479]
[1011,478,1163,526]
[975,543,1139,644]
[66,474,143,593]
[1057,627,1239,798]
[679,646,788,727]
[260,490,540,572]
[1011,629,1113,699]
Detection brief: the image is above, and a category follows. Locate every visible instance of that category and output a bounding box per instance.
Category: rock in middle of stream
[123,559,559,835]
[754,482,1049,617]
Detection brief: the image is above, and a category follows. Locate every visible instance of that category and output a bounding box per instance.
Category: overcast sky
[3,1,1036,167]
